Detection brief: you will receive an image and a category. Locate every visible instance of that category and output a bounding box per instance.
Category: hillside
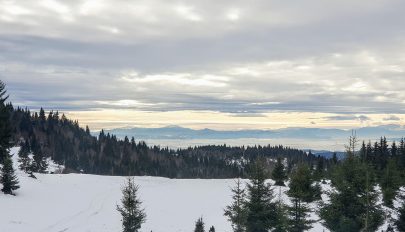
[8,106,324,178]
[2,147,401,232]
[1,147,330,232]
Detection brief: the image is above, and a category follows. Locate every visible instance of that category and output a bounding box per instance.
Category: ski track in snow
[2,146,394,232]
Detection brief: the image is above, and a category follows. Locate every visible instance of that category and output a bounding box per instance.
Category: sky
[1,0,405,131]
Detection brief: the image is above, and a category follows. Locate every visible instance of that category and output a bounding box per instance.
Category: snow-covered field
[0,147,351,232]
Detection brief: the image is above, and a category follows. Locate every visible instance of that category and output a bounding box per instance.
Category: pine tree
[31,150,48,173]
[18,141,31,173]
[396,201,405,232]
[320,135,383,231]
[39,107,46,128]
[208,225,215,232]
[31,137,48,173]
[400,138,405,169]
[332,152,338,165]
[391,142,398,158]
[245,159,277,232]
[314,156,325,181]
[224,178,247,232]
[272,157,286,186]
[194,217,205,232]
[287,164,315,231]
[1,155,20,195]
[360,141,367,162]
[117,177,146,232]
[381,158,401,207]
[85,125,91,135]
[0,80,11,164]
[273,191,288,232]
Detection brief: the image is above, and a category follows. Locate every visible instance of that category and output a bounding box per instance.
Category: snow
[0,147,339,232]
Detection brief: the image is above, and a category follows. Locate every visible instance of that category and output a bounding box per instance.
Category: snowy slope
[1,147,331,232]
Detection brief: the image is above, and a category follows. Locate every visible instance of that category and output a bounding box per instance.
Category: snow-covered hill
[3,146,395,232]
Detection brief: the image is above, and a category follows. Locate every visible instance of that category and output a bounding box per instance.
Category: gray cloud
[1,0,405,119]
[383,115,401,121]
[324,115,371,122]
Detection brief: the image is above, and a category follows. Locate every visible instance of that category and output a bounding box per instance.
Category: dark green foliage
[85,125,90,135]
[320,136,383,232]
[381,158,401,207]
[399,139,405,169]
[371,137,389,170]
[0,80,11,164]
[273,188,288,232]
[194,217,205,232]
[224,178,247,232]
[287,199,313,232]
[18,141,31,173]
[272,157,286,186]
[288,164,319,203]
[1,155,19,195]
[117,177,146,232]
[31,138,48,173]
[396,201,405,232]
[287,164,316,231]
[332,152,338,165]
[314,156,325,181]
[245,159,277,232]
[208,226,215,232]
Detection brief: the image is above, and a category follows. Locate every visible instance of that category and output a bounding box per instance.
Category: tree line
[8,106,324,179]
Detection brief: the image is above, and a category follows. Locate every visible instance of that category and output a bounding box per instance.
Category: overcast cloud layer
[1,0,405,130]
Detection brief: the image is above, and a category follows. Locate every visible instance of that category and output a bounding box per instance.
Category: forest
[6,104,328,178]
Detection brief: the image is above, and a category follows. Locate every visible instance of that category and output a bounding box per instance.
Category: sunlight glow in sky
[1,0,405,131]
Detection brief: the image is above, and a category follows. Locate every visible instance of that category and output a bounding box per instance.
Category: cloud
[324,115,371,122]
[121,72,229,88]
[3,49,405,115]
[230,112,267,118]
[383,115,401,121]
[1,0,405,130]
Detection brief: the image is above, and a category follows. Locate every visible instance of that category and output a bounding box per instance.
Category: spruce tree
[224,178,247,232]
[18,141,31,173]
[194,217,205,232]
[332,152,338,165]
[315,156,325,181]
[399,138,405,169]
[381,158,401,207]
[396,201,405,232]
[287,164,315,231]
[391,142,398,158]
[117,177,146,232]
[1,155,20,195]
[360,141,367,161]
[39,107,46,128]
[85,125,91,135]
[0,80,11,164]
[245,159,277,232]
[320,135,383,231]
[31,138,48,173]
[208,225,215,232]
[273,191,288,232]
[272,157,286,186]
[31,151,48,173]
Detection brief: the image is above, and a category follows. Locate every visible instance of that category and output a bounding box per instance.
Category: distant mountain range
[101,124,405,141]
